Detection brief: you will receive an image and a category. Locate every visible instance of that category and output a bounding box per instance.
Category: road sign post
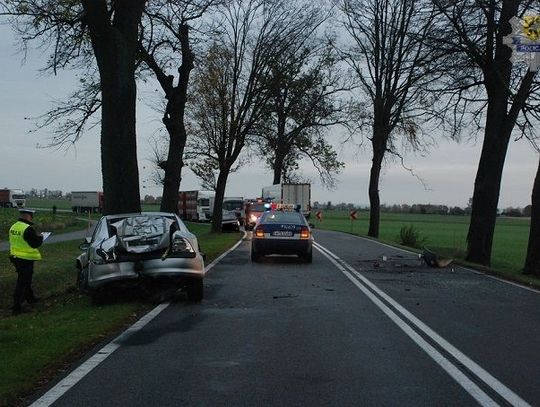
[349,210,357,233]
[316,211,322,222]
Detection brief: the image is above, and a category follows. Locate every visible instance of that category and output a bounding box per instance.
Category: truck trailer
[178,190,215,221]
[261,183,311,218]
[0,189,26,208]
[71,191,104,213]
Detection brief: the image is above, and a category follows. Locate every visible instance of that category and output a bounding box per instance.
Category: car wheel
[187,278,203,302]
[76,266,90,293]
[91,289,107,305]
[302,250,313,263]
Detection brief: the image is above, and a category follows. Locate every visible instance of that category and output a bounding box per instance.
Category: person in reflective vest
[9,209,44,315]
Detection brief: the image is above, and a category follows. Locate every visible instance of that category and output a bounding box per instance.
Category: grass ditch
[0,223,242,407]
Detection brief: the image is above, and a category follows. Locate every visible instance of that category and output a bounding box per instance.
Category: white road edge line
[29,232,247,407]
[314,241,531,407]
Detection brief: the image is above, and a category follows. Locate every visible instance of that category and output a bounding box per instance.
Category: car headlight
[250,214,257,222]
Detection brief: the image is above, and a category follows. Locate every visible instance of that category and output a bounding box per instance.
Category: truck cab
[0,189,26,208]
[245,199,268,230]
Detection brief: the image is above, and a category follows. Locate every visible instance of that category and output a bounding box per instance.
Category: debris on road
[421,248,454,268]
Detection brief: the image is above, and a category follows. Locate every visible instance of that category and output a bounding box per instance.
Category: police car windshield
[262,212,304,224]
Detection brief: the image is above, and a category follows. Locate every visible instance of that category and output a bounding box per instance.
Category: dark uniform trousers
[11,257,37,310]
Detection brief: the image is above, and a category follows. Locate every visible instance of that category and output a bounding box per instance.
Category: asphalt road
[28,229,540,407]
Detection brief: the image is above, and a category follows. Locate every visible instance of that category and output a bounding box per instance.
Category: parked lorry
[209,196,244,230]
[262,183,311,218]
[0,188,26,208]
[71,191,104,213]
[178,190,214,221]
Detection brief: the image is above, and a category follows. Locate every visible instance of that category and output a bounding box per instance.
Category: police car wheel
[301,250,312,263]
[251,248,261,262]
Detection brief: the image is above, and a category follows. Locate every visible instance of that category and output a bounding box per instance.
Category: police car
[250,205,313,263]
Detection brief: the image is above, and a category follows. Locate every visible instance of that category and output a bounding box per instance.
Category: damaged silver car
[76,212,205,302]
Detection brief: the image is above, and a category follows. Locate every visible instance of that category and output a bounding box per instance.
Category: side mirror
[79,236,91,251]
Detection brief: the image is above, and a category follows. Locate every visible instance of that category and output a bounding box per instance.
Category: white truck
[262,183,311,218]
[71,191,104,213]
[178,190,215,221]
[0,189,26,208]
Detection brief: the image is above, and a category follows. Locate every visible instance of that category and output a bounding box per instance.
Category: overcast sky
[1,25,538,209]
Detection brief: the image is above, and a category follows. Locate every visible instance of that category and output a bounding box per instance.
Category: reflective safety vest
[9,221,42,260]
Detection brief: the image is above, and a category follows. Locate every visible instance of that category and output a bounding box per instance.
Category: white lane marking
[314,242,531,407]
[204,231,247,275]
[317,230,540,295]
[314,245,498,407]
[30,232,247,407]
[29,303,169,407]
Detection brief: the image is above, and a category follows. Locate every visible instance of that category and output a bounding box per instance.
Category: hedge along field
[314,211,530,276]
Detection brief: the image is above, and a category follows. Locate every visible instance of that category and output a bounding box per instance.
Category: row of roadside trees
[1,0,539,275]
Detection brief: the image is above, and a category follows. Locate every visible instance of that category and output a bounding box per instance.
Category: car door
[87,217,115,276]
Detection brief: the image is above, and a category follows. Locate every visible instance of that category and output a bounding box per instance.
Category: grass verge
[0,224,242,407]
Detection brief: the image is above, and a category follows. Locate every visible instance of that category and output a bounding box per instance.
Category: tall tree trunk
[368,136,385,238]
[465,5,520,266]
[524,156,540,276]
[466,79,511,265]
[160,23,194,214]
[272,147,287,184]
[272,108,288,185]
[160,125,186,213]
[211,169,229,233]
[82,0,145,215]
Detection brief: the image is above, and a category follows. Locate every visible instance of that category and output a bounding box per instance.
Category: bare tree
[256,7,348,187]
[340,0,441,238]
[139,0,221,213]
[432,0,540,266]
[1,0,145,214]
[186,0,319,232]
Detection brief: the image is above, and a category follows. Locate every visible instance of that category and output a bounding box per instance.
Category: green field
[315,210,531,281]
[0,208,88,242]
[25,198,163,212]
